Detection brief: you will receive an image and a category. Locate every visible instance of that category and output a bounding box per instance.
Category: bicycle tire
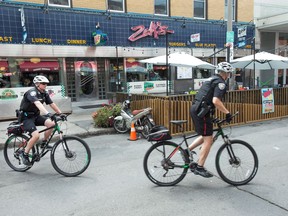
[3,134,35,172]
[113,119,130,133]
[143,141,189,186]
[215,139,258,186]
[50,136,91,177]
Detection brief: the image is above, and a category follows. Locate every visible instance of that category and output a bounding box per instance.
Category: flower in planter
[92,103,122,128]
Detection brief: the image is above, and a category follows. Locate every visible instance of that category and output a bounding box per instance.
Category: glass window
[0,58,61,88]
[48,0,71,8]
[107,0,125,12]
[225,0,236,21]
[194,0,206,19]
[155,0,169,16]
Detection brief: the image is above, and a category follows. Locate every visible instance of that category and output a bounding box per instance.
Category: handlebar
[212,111,239,125]
[50,113,68,122]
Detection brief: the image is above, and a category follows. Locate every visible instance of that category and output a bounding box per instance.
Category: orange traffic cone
[128,122,138,141]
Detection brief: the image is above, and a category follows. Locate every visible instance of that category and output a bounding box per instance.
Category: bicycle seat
[170,120,187,126]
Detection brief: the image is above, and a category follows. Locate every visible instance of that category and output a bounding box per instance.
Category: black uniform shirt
[20,87,53,115]
[194,75,227,108]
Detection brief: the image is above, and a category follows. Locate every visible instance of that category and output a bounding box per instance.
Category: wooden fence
[116,87,288,135]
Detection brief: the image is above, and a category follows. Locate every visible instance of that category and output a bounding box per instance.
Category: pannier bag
[7,121,24,136]
[148,125,172,142]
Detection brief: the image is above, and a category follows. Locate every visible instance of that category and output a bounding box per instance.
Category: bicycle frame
[165,118,233,165]
[30,116,65,161]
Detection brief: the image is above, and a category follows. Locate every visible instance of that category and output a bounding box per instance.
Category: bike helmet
[123,100,130,109]
[217,62,233,73]
[33,75,50,84]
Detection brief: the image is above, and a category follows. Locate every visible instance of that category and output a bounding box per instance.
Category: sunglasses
[40,83,48,85]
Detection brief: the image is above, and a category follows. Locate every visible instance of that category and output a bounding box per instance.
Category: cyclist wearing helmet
[188,62,233,178]
[18,75,63,166]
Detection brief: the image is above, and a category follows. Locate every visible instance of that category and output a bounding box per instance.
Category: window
[225,0,236,21]
[107,0,125,12]
[48,0,71,8]
[194,0,206,19]
[155,0,169,16]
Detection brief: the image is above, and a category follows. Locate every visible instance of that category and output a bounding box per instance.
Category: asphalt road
[0,118,288,216]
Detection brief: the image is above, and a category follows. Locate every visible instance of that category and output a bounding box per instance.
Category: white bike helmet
[217,62,233,73]
[33,75,50,84]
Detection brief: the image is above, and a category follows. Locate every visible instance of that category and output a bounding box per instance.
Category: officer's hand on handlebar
[225,113,233,123]
[45,112,52,118]
[59,113,67,121]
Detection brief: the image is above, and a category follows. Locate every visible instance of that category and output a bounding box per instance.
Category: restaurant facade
[0,1,254,119]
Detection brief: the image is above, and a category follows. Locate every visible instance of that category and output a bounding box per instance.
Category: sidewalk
[0,100,115,147]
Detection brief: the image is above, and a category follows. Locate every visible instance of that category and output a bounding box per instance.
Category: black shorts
[190,105,213,136]
[23,115,48,134]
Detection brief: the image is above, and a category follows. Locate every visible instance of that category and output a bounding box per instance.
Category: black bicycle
[3,114,91,177]
[143,112,258,186]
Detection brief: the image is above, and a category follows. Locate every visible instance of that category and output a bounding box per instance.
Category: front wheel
[215,139,258,186]
[113,119,130,133]
[3,134,35,172]
[143,141,189,186]
[50,136,91,177]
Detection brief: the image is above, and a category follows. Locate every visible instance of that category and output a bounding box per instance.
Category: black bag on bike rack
[148,125,172,142]
[7,121,24,136]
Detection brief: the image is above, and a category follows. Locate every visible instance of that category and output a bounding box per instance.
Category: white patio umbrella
[139,52,216,69]
[230,51,288,70]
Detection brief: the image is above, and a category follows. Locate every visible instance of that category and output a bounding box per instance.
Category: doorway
[75,61,98,101]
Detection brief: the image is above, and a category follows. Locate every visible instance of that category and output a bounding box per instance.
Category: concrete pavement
[0,100,115,147]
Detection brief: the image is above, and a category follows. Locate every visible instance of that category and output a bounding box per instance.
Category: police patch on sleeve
[30,91,37,97]
[218,83,226,90]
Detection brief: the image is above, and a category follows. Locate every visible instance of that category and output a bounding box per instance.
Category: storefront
[0,2,254,119]
[0,57,70,120]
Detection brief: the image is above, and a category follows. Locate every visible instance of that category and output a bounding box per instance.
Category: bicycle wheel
[3,134,34,172]
[50,136,91,177]
[143,141,189,186]
[215,139,258,186]
[141,117,154,139]
[113,119,130,133]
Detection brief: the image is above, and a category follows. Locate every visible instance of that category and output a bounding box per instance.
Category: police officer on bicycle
[19,75,63,167]
[188,62,233,178]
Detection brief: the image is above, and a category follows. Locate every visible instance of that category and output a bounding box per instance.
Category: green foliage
[92,103,122,128]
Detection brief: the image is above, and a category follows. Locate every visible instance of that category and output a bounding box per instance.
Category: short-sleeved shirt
[194,75,227,108]
[20,87,53,115]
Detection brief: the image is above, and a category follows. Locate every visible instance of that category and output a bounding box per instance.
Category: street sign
[226,31,234,43]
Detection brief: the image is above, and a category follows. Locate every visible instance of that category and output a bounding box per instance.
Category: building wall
[13,0,253,23]
[208,0,225,20]
[238,0,253,22]
[127,0,154,14]
[73,0,106,10]
[170,0,193,17]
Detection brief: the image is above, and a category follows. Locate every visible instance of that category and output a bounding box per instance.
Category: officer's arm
[34,101,50,115]
[212,97,230,114]
[49,103,62,114]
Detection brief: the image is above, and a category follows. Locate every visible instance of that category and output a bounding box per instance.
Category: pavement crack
[236,187,288,212]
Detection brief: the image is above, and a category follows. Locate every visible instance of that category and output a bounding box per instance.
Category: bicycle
[143,112,258,186]
[3,114,91,177]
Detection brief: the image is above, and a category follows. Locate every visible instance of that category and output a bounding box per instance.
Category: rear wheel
[113,119,130,133]
[3,134,34,171]
[215,139,258,186]
[141,118,153,139]
[50,136,91,177]
[143,141,189,186]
